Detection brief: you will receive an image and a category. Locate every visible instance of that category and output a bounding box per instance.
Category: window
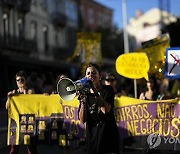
[88,8,94,24]
[97,12,102,26]
[55,28,66,48]
[80,6,84,20]
[42,25,48,52]
[18,18,24,39]
[41,0,48,10]
[31,22,37,41]
[65,1,77,22]
[53,0,59,12]
[3,13,9,38]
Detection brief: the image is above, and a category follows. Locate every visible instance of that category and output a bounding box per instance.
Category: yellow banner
[137,34,170,67]
[7,94,180,150]
[7,94,64,145]
[69,32,102,74]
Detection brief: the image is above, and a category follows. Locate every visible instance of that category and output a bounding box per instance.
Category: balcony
[0,0,18,8]
[51,12,67,27]
[0,0,31,12]
[16,0,31,13]
[0,35,36,54]
[52,46,69,60]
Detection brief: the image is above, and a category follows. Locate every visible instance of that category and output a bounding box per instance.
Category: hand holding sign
[115,53,150,80]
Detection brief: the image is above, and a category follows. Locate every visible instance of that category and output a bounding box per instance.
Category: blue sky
[95,0,180,29]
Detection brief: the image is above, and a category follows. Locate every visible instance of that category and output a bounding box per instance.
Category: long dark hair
[147,76,158,100]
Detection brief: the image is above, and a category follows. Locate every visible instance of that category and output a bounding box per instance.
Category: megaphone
[57,77,91,101]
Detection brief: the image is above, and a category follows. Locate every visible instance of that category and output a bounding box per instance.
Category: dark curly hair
[15,71,27,80]
[85,63,101,74]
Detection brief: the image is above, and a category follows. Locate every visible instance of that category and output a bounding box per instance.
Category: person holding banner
[139,77,158,100]
[6,70,37,154]
[78,63,119,154]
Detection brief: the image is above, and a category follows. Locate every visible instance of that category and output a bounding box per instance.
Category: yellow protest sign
[68,32,102,75]
[115,53,150,80]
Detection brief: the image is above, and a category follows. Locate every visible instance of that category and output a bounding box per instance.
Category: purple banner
[114,101,180,139]
[63,105,86,140]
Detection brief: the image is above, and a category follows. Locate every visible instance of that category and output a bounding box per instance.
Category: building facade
[78,0,113,31]
[0,0,114,96]
[0,0,79,95]
[126,8,177,50]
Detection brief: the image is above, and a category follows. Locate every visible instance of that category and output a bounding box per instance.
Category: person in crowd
[6,70,37,154]
[27,71,43,94]
[42,71,55,95]
[171,79,180,99]
[139,77,158,100]
[104,73,126,97]
[78,63,119,154]
[157,79,172,100]
[43,73,68,95]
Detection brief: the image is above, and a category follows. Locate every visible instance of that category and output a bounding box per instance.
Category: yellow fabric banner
[137,34,170,68]
[68,32,102,74]
[7,94,180,150]
[7,94,64,145]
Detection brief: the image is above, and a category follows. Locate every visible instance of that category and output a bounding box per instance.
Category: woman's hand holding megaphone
[88,80,100,96]
[78,93,87,104]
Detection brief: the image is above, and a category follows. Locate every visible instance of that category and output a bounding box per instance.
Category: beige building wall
[127,8,177,49]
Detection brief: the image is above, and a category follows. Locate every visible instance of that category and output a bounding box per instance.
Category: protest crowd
[0,64,179,154]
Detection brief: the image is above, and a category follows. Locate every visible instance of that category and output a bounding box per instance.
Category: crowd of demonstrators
[101,71,179,101]
[138,76,180,101]
[78,63,120,154]
[6,70,37,154]
[5,71,70,154]
[4,67,180,154]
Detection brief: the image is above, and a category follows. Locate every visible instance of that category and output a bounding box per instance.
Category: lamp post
[122,0,137,98]
[122,0,129,53]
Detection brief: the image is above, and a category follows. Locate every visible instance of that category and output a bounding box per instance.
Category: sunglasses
[16,78,25,82]
[105,78,115,82]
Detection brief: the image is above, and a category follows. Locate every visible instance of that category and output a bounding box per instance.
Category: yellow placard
[115,53,150,80]
[68,32,102,75]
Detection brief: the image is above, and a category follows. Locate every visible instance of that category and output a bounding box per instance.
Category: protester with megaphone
[78,63,119,154]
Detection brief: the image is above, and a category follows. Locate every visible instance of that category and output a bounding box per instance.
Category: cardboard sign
[115,53,150,80]
[164,48,180,79]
